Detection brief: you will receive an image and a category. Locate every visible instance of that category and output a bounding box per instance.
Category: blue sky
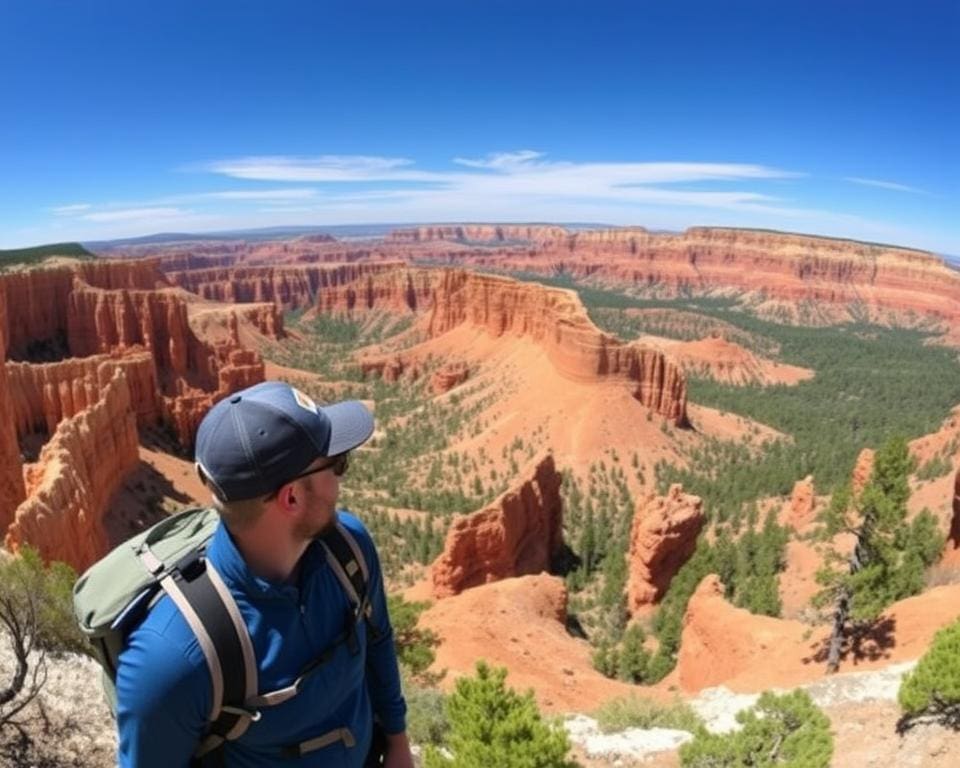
[1,1,957,253]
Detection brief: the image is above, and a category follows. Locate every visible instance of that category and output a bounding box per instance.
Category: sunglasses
[263,452,350,500]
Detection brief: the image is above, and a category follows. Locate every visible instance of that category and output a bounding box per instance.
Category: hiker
[114,381,413,767]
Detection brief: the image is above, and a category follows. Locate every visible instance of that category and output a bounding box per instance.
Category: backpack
[73,505,376,763]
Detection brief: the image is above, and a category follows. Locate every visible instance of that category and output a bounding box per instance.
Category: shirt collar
[206,520,326,601]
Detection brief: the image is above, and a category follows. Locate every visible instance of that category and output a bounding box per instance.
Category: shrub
[898,617,960,728]
[387,594,440,681]
[593,694,703,734]
[423,661,577,768]
[679,690,833,768]
[0,547,85,730]
[0,547,85,656]
[403,672,449,748]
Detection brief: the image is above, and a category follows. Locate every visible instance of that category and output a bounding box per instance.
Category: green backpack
[73,505,375,762]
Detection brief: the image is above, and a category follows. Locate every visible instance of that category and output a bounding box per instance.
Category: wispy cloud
[82,207,189,223]
[844,176,926,194]
[453,150,547,170]
[204,151,801,213]
[52,203,92,215]
[205,155,431,182]
[193,188,320,201]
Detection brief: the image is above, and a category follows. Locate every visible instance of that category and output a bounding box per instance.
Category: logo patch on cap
[292,387,318,414]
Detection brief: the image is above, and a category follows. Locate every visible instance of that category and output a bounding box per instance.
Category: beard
[293,483,337,541]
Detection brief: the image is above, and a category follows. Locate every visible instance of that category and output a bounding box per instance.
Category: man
[116,380,414,767]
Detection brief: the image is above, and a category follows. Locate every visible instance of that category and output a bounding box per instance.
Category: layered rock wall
[627,484,704,614]
[388,224,568,244]
[6,352,160,437]
[314,267,435,315]
[0,294,26,531]
[166,262,404,310]
[5,369,139,571]
[398,226,960,325]
[427,270,688,424]
[431,454,563,598]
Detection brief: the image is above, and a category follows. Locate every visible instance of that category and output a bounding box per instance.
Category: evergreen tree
[617,624,650,683]
[679,690,833,768]
[423,661,577,768]
[898,617,960,729]
[814,437,944,673]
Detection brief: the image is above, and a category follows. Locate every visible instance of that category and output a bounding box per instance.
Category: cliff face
[0,295,26,532]
[427,270,688,424]
[5,351,160,437]
[397,226,960,326]
[0,258,270,553]
[314,267,435,315]
[388,224,568,244]
[431,454,563,598]
[5,369,140,572]
[166,262,404,311]
[626,484,704,615]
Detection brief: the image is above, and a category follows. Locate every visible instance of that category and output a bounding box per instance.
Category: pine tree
[423,661,577,768]
[679,690,833,767]
[898,617,960,729]
[814,437,944,673]
[617,624,651,683]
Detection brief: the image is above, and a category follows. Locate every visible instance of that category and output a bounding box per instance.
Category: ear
[274,482,301,517]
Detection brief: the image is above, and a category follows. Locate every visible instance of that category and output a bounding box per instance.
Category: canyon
[0,259,279,570]
[3,223,960,767]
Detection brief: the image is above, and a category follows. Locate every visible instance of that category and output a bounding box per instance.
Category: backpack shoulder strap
[140,547,260,757]
[318,518,370,611]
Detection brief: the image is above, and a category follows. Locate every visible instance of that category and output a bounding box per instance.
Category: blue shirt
[116,511,406,767]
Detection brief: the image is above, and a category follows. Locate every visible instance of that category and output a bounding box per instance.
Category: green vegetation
[898,617,960,730]
[0,548,85,731]
[263,310,536,582]
[423,661,577,768]
[814,436,944,672]
[593,694,703,734]
[0,546,85,656]
[524,281,960,523]
[388,594,440,681]
[0,242,96,269]
[679,690,833,768]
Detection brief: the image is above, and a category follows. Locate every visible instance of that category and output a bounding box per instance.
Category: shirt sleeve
[359,526,408,735]
[116,624,212,768]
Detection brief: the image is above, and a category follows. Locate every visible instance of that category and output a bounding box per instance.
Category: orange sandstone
[627,484,704,615]
[431,454,563,598]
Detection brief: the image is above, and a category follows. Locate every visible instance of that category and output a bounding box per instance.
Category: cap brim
[321,400,375,456]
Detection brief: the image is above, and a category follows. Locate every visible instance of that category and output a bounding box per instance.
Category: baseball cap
[194,380,374,501]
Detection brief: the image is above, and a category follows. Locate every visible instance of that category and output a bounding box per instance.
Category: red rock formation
[5,351,160,437]
[66,281,194,377]
[428,270,688,425]
[388,224,568,244]
[314,268,434,315]
[852,448,875,496]
[431,362,469,394]
[359,355,418,383]
[785,475,816,530]
[6,369,139,571]
[626,484,704,615]
[166,262,404,311]
[431,454,563,598]
[0,294,26,532]
[676,574,810,692]
[395,226,960,327]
